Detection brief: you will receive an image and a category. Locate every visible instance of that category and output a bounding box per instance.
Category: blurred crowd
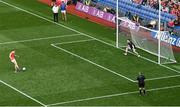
[133,0,179,17]
[132,0,180,27]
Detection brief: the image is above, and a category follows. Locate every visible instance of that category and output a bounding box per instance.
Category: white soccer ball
[22,67,26,71]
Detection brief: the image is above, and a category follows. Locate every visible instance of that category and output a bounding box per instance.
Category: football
[22,67,26,71]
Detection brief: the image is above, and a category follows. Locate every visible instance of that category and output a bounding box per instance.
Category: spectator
[73,0,77,5]
[152,0,159,10]
[162,5,169,13]
[141,0,147,6]
[168,19,175,29]
[60,0,67,21]
[51,0,56,7]
[84,0,91,5]
[147,20,157,29]
[52,3,60,22]
[132,14,139,23]
[125,12,132,20]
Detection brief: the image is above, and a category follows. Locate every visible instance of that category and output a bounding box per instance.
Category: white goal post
[116,0,177,64]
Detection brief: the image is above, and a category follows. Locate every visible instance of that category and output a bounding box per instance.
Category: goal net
[116,17,177,64]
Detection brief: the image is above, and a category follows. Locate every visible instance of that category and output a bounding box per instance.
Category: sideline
[47,84,180,106]
[0,80,47,106]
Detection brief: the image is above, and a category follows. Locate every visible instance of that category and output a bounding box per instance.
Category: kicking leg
[14,60,20,72]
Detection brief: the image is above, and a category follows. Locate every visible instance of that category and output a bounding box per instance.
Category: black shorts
[138,82,145,88]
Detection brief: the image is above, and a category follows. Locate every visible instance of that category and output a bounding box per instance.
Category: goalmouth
[116,0,177,64]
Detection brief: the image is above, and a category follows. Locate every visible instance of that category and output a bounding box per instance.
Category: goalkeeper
[124,39,140,57]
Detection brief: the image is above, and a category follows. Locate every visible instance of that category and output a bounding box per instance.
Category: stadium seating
[92,0,177,22]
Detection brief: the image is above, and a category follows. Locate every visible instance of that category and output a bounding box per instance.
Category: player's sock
[15,67,17,73]
[143,90,146,94]
[18,68,20,72]
[139,90,142,95]
[15,69,18,73]
[16,66,20,72]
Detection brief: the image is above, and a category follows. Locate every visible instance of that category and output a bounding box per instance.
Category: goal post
[116,0,119,48]
[116,0,177,64]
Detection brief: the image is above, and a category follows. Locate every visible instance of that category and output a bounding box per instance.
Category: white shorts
[127,46,131,50]
[11,59,17,64]
[61,10,66,14]
[127,46,136,52]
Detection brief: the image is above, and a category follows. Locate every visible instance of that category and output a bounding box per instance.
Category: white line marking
[0,1,179,105]
[2,0,180,73]
[0,34,81,45]
[53,40,180,82]
[0,80,47,107]
[47,84,180,106]
[159,64,180,73]
[51,44,135,82]
[0,0,178,74]
[53,39,95,45]
[145,74,180,81]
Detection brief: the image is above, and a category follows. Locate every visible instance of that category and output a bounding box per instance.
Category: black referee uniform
[137,72,146,95]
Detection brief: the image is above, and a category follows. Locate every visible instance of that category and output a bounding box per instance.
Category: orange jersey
[9,51,15,61]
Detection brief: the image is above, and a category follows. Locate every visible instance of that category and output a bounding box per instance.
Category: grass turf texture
[0,0,180,106]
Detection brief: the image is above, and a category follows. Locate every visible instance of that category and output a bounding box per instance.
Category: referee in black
[137,72,146,95]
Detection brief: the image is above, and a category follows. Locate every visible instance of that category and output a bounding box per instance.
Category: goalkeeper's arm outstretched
[124,39,140,57]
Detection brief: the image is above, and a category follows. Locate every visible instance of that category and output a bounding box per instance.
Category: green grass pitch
[0,0,180,106]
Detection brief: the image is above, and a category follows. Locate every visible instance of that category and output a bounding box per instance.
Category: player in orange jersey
[9,50,20,73]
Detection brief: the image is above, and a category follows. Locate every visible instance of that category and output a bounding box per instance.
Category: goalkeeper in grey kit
[124,39,140,57]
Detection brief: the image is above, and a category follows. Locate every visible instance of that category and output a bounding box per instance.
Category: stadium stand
[40,0,179,37]
[93,0,177,22]
[90,0,179,36]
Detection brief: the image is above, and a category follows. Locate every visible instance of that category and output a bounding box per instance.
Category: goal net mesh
[117,17,176,64]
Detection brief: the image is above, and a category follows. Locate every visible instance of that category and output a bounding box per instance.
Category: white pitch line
[51,44,135,82]
[53,39,95,45]
[0,0,179,74]
[2,0,180,74]
[47,84,180,106]
[145,74,180,81]
[159,64,180,73]
[0,80,47,107]
[0,34,81,45]
[0,1,179,106]
[53,40,180,83]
